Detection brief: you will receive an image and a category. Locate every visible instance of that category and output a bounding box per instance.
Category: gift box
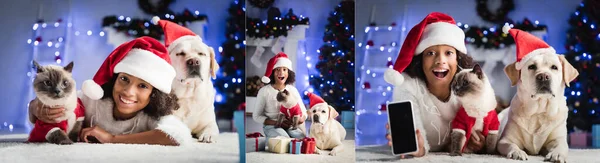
[569,132,589,148]
[289,139,302,154]
[341,111,355,129]
[593,124,600,148]
[268,136,294,153]
[246,132,266,152]
[301,137,316,154]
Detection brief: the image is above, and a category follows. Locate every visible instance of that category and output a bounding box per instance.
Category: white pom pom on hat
[151,16,161,25]
[82,79,103,100]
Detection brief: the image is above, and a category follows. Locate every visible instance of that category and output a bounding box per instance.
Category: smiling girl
[383,12,485,158]
[29,37,192,145]
[253,52,307,139]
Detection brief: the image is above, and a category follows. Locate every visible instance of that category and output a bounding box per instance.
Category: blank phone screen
[388,101,417,155]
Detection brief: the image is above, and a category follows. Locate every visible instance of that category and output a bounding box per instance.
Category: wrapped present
[341,111,355,129]
[301,137,316,154]
[246,132,266,152]
[289,139,302,154]
[593,124,600,148]
[268,136,293,153]
[569,132,589,148]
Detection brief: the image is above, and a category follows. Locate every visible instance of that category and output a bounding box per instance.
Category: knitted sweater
[78,91,193,145]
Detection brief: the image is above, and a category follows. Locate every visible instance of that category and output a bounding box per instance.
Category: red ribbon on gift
[301,137,316,154]
[246,132,262,138]
[290,139,302,154]
[246,132,263,151]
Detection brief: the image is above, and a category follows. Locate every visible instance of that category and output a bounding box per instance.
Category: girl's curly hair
[101,73,179,120]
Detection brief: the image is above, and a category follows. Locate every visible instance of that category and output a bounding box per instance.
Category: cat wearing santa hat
[449,64,499,156]
[152,17,220,143]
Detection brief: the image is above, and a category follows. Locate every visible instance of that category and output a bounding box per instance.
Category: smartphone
[387,100,418,156]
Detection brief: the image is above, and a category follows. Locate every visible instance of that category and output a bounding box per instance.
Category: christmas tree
[564,0,600,132]
[214,0,245,119]
[309,0,355,111]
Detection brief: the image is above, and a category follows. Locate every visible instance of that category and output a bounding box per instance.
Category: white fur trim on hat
[384,68,405,86]
[155,115,194,146]
[273,57,293,71]
[114,48,176,94]
[82,79,103,100]
[167,35,202,52]
[151,16,161,25]
[311,103,328,111]
[414,22,467,55]
[261,76,271,83]
[515,47,556,70]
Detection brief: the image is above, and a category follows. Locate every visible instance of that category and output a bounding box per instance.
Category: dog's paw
[329,150,337,156]
[315,149,323,155]
[507,149,528,161]
[197,132,218,143]
[544,151,567,163]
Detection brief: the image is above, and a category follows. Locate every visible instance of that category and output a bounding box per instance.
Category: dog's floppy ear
[328,105,339,120]
[209,47,220,79]
[558,55,579,87]
[504,62,520,86]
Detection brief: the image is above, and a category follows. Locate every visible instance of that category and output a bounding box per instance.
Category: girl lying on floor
[28,37,193,146]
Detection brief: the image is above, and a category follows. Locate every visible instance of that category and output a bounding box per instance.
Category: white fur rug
[0,132,240,163]
[356,145,600,163]
[246,140,355,163]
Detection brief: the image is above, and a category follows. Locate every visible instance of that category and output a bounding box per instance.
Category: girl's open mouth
[432,69,449,79]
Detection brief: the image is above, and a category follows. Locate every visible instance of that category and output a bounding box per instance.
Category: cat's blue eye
[63,81,69,86]
[43,81,51,86]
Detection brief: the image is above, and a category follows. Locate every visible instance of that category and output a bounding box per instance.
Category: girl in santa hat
[253,52,307,139]
[382,12,485,157]
[29,37,193,145]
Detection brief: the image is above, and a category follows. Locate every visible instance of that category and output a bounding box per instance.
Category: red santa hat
[307,93,327,110]
[151,16,203,53]
[502,25,555,70]
[384,12,467,86]
[261,52,293,83]
[81,37,176,100]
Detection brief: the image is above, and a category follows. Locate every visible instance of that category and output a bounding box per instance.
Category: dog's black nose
[536,73,550,82]
[187,59,200,66]
[313,115,319,123]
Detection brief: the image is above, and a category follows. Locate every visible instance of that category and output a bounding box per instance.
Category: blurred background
[355,0,600,149]
[244,0,355,138]
[0,0,245,135]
